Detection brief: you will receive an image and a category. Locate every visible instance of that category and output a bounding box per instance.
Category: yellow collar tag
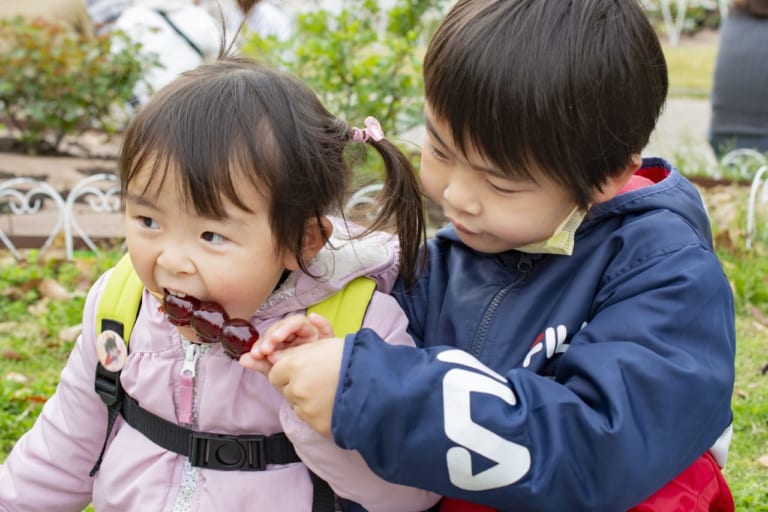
[515,206,588,256]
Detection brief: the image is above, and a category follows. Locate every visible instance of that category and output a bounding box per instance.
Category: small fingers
[238,352,273,375]
[254,315,311,356]
[307,313,334,338]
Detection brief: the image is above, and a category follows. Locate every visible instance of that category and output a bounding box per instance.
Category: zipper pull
[178,342,200,425]
[181,342,200,379]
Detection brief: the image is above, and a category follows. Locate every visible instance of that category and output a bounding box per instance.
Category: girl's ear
[592,153,642,203]
[282,216,333,271]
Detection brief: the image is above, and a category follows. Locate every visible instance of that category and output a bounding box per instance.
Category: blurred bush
[0,16,154,155]
[241,0,447,138]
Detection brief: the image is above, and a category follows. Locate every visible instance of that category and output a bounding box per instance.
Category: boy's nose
[443,178,482,216]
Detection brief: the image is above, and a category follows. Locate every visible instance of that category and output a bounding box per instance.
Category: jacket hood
[253,217,400,319]
[436,157,714,250]
[586,158,713,246]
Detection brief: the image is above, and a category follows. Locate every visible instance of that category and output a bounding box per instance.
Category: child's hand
[238,313,333,375]
[239,351,274,375]
[258,313,334,357]
[268,337,345,436]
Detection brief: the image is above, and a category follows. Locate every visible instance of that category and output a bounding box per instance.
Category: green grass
[727,318,768,510]
[663,42,717,99]
[0,322,75,454]
[0,251,119,457]
[707,196,768,509]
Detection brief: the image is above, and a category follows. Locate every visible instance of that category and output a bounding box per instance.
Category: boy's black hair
[424,0,669,208]
[119,56,424,283]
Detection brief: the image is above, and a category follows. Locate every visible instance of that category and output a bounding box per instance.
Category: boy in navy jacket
[243,0,736,509]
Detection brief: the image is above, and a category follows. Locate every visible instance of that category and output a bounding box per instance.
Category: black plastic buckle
[188,433,267,471]
[94,365,122,407]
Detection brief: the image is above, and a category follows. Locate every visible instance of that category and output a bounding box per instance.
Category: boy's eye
[487,180,518,194]
[139,216,159,229]
[201,231,227,244]
[429,144,449,161]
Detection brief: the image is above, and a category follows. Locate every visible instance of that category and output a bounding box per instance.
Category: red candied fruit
[163,293,200,327]
[221,319,260,358]
[191,302,229,343]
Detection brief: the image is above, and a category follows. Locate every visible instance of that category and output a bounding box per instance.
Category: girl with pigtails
[0,56,439,512]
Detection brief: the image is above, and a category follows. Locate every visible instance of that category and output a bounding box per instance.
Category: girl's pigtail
[350,117,426,286]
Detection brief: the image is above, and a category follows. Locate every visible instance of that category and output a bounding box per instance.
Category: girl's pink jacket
[0,228,439,511]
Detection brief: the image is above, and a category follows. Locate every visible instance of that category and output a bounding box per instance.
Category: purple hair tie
[352,116,384,142]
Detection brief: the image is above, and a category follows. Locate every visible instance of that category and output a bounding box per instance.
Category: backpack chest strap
[121,393,299,471]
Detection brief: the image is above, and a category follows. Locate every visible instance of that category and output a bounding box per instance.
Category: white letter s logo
[439,350,531,490]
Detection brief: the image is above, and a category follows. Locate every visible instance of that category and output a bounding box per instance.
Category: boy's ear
[592,153,642,203]
[282,216,333,271]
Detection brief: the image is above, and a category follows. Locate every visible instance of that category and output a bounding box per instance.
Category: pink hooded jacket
[0,226,439,511]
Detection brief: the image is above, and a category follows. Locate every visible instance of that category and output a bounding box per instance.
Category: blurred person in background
[709,0,768,158]
[0,0,94,38]
[86,0,133,34]
[196,0,292,47]
[114,0,221,106]
[239,0,292,40]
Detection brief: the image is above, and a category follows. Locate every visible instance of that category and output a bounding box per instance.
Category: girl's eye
[139,216,159,229]
[201,231,227,244]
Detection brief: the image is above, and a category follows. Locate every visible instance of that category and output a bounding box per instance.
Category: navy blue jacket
[332,159,736,511]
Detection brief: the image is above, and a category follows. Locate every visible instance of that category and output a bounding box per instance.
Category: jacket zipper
[468,254,534,358]
[178,341,200,426]
[174,340,204,512]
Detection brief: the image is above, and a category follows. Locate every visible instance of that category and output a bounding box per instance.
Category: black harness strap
[121,393,299,470]
[310,469,338,511]
[90,318,128,477]
[121,393,335,511]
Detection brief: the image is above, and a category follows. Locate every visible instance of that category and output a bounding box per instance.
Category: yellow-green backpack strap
[95,253,144,343]
[91,253,144,476]
[307,277,377,337]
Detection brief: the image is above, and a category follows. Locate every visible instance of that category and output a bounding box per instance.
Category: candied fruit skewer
[161,292,260,358]
[191,302,229,343]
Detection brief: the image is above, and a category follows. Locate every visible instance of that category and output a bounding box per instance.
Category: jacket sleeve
[280,291,441,512]
[330,244,736,511]
[0,273,113,511]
